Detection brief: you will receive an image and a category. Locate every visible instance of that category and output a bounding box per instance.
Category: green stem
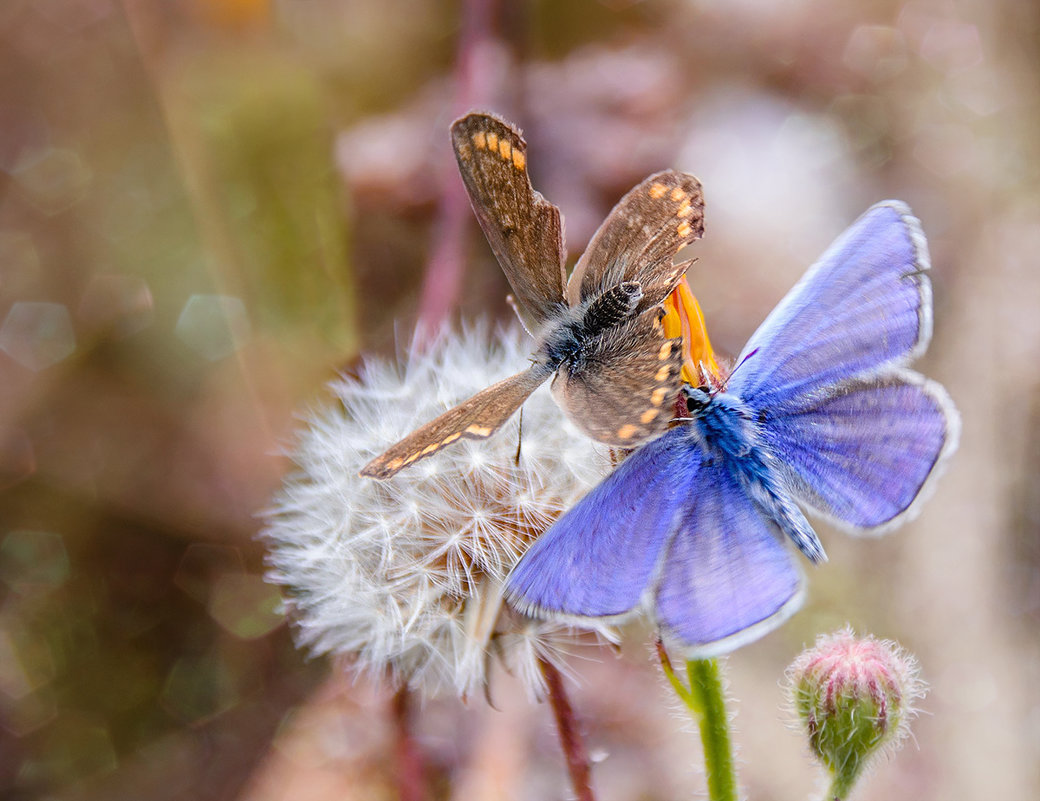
[657,643,738,801]
[687,659,738,801]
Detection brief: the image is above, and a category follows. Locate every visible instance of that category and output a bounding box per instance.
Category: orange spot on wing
[472,131,487,149]
[670,187,685,202]
[616,424,638,440]
[640,408,658,424]
[677,200,693,218]
[486,131,499,152]
[498,138,512,160]
[649,183,668,199]
[512,149,526,170]
[677,220,693,239]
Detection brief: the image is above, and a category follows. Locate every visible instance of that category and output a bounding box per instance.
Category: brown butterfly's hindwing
[566,170,705,311]
[451,113,567,333]
[360,364,553,480]
[550,307,684,447]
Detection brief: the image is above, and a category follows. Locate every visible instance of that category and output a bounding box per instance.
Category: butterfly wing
[451,113,567,332]
[552,307,684,446]
[360,365,551,479]
[505,428,694,620]
[728,201,959,530]
[730,202,931,406]
[760,371,959,531]
[654,458,804,655]
[565,171,705,312]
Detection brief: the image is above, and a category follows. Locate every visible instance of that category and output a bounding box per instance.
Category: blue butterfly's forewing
[506,429,694,620]
[729,201,959,532]
[655,460,804,654]
[730,202,930,409]
[761,372,958,531]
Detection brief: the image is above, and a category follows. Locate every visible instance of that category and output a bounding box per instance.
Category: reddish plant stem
[415,0,499,346]
[415,180,472,347]
[391,686,427,801]
[540,658,596,801]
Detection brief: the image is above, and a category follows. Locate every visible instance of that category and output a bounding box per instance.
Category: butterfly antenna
[725,347,760,387]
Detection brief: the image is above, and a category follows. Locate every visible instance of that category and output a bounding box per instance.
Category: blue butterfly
[506,201,960,656]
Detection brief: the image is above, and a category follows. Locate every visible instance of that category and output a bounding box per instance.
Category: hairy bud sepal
[786,627,925,800]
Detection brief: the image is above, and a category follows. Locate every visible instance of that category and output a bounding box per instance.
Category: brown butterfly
[361,111,705,480]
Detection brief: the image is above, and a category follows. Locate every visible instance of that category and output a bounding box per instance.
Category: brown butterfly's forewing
[451,113,567,333]
[551,307,684,446]
[360,365,552,480]
[566,171,705,311]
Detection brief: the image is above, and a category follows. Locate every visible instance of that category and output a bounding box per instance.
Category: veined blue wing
[729,202,930,410]
[761,371,959,532]
[505,428,694,621]
[725,201,959,532]
[655,459,804,655]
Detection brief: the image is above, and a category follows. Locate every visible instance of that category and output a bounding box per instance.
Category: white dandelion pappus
[262,321,611,698]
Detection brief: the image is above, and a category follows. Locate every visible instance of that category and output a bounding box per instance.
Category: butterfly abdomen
[582,282,644,332]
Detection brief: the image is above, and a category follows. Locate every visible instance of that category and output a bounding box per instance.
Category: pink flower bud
[786,628,925,799]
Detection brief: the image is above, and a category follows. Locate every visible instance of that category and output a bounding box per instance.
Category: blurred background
[1,0,1038,799]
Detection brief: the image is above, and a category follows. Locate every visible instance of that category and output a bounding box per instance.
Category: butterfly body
[362,113,705,479]
[506,201,960,655]
[682,388,826,564]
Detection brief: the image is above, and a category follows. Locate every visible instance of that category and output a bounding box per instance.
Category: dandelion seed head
[263,321,610,697]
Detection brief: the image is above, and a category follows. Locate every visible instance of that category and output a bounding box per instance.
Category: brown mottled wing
[551,308,683,447]
[566,171,705,311]
[451,112,567,332]
[360,365,551,480]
